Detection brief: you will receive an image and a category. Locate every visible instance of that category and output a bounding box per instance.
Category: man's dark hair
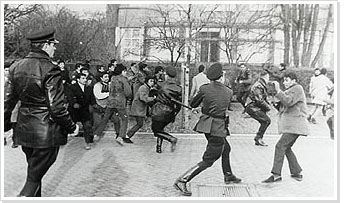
[131,62,136,66]
[198,65,205,73]
[97,71,109,80]
[283,71,298,81]
[110,59,117,64]
[75,63,83,69]
[139,62,148,71]
[155,66,164,74]
[75,72,87,80]
[80,67,89,73]
[30,42,46,50]
[321,68,328,75]
[145,75,156,83]
[57,59,65,65]
[108,63,114,69]
[114,63,126,75]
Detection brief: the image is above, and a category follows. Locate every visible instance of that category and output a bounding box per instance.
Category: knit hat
[206,63,223,80]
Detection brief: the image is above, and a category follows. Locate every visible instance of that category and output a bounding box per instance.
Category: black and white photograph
[1,1,343,201]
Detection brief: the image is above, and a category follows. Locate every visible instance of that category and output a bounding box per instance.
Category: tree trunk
[311,4,333,68]
[281,5,291,65]
[305,4,319,67]
[291,4,300,67]
[301,4,313,67]
[106,4,119,59]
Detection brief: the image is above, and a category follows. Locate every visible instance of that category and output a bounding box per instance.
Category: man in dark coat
[235,62,252,107]
[4,28,78,197]
[245,71,272,146]
[67,73,96,150]
[150,66,181,153]
[174,63,241,196]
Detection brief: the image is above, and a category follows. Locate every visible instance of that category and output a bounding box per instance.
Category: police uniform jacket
[151,79,182,122]
[245,78,271,112]
[107,74,132,109]
[191,81,233,137]
[4,48,76,148]
[276,83,310,136]
[129,83,155,117]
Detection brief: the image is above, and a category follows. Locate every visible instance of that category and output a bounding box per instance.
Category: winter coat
[276,83,310,136]
[67,83,96,122]
[246,78,271,112]
[4,49,76,148]
[191,81,233,137]
[107,74,132,109]
[129,83,156,117]
[151,79,182,122]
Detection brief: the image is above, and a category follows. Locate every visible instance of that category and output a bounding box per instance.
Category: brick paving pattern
[3,120,335,198]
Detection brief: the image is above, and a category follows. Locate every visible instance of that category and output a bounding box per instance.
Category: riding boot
[157,132,178,152]
[17,181,41,197]
[156,137,163,153]
[173,164,207,196]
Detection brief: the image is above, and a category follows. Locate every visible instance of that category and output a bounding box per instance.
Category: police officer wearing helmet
[4,28,78,197]
[174,63,241,196]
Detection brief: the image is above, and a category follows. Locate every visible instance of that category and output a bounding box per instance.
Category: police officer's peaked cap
[26,28,59,44]
[207,63,223,80]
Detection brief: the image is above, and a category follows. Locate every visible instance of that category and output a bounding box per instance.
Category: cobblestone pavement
[2,120,336,199]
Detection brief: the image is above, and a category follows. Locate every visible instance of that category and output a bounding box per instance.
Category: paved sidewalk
[2,131,335,198]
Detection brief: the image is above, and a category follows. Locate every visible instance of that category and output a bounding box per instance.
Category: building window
[199,32,220,62]
[122,28,141,56]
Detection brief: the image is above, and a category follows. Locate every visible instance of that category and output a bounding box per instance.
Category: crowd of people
[3,27,335,197]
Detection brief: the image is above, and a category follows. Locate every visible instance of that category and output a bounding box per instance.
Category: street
[3,120,335,199]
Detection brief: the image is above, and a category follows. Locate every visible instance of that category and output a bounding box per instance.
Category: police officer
[4,28,78,196]
[150,66,181,153]
[245,70,272,146]
[174,63,241,196]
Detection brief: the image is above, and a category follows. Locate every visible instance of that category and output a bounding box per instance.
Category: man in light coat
[262,71,309,183]
[127,76,157,143]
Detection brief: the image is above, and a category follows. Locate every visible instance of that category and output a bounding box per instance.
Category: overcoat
[276,83,310,136]
[4,49,76,148]
[67,82,96,122]
[129,83,155,117]
[191,81,233,137]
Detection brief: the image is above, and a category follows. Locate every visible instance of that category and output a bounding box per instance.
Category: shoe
[173,179,192,196]
[85,143,91,150]
[224,175,242,184]
[254,138,268,146]
[262,175,282,183]
[122,137,133,144]
[94,135,101,142]
[291,174,303,181]
[115,138,124,146]
[171,138,178,152]
[12,143,18,148]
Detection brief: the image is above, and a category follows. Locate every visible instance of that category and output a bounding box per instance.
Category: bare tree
[4,4,42,58]
[280,4,291,65]
[145,5,186,66]
[311,4,333,68]
[216,4,278,65]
